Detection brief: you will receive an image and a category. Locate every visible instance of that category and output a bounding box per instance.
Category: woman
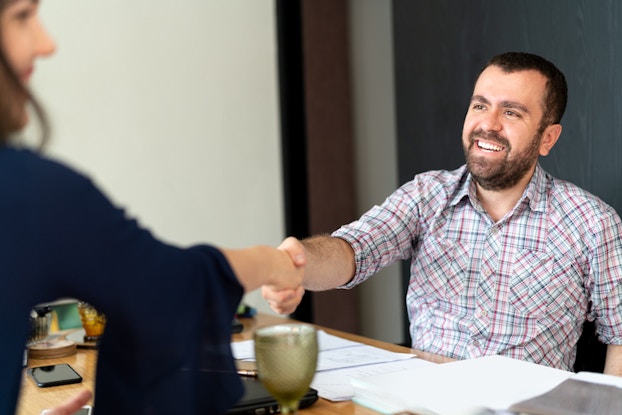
[0,1,304,414]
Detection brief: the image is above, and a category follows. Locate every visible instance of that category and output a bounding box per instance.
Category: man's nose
[480,109,503,132]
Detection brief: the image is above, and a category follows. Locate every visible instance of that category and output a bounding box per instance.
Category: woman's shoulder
[0,146,95,204]
[1,146,89,183]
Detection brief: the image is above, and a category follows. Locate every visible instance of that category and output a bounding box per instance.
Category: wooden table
[17,314,452,414]
[234,314,453,415]
[16,339,97,415]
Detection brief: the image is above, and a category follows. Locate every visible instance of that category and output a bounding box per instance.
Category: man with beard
[263,52,622,375]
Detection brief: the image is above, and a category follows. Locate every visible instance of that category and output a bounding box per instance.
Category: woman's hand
[262,237,306,314]
[42,389,92,415]
[221,236,306,294]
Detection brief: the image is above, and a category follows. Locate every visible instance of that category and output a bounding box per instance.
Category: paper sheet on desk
[231,330,419,401]
[232,330,414,370]
[312,357,436,401]
[351,355,574,415]
[231,330,362,360]
[508,371,622,415]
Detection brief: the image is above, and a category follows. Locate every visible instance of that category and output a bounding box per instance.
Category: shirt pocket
[510,250,557,317]
[413,238,471,300]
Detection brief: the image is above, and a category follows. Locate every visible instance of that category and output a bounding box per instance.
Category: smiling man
[462,60,564,221]
[263,52,622,375]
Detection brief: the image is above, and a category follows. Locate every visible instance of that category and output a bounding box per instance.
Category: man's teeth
[477,141,503,152]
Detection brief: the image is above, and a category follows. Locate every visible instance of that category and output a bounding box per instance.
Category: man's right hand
[262,234,355,314]
[262,237,306,314]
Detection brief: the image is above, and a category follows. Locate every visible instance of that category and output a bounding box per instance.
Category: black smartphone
[27,363,82,388]
[231,317,243,334]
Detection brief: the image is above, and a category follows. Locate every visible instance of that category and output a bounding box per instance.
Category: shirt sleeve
[332,180,424,289]
[587,206,622,346]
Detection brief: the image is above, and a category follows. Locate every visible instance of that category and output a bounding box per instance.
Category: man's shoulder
[380,166,468,219]
[399,165,468,202]
[547,174,620,221]
[414,165,468,180]
[405,165,468,190]
[548,175,611,207]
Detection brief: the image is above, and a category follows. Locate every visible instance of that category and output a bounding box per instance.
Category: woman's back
[0,147,245,414]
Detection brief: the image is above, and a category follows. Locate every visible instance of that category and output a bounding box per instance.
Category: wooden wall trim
[301,0,359,333]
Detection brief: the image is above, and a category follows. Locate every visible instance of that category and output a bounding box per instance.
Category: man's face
[462,65,549,191]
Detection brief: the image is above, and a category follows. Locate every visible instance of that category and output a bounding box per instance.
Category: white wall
[28,0,283,314]
[349,0,404,344]
[25,0,404,337]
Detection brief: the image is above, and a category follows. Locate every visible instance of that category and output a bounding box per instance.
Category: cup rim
[254,323,316,337]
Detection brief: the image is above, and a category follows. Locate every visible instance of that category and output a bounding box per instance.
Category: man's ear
[539,123,562,156]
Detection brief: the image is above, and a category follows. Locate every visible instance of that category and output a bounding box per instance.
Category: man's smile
[476,140,505,152]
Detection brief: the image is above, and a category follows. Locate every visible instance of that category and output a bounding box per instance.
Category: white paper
[231,330,413,368]
[316,330,362,350]
[231,330,359,360]
[231,329,420,401]
[312,358,436,401]
[316,343,415,371]
[351,355,574,415]
[573,371,622,388]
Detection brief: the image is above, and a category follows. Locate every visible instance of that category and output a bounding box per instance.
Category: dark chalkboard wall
[392,0,621,371]
[393,0,622,205]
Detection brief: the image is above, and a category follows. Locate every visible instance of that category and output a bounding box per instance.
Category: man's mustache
[469,129,510,148]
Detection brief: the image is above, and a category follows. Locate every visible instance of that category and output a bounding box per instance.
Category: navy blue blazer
[0,147,243,414]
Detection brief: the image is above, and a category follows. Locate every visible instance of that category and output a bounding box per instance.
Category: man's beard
[464,129,542,191]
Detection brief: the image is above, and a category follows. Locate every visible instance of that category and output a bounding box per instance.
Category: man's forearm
[301,235,355,291]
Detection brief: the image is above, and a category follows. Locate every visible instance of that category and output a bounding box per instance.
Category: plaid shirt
[333,164,622,370]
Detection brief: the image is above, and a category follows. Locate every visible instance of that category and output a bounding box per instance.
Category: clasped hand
[265,237,306,315]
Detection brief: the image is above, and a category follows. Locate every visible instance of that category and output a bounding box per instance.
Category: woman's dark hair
[484,52,568,128]
[0,0,50,148]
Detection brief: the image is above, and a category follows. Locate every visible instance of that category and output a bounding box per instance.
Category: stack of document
[509,371,622,415]
[350,355,574,414]
[231,330,432,401]
[235,333,622,413]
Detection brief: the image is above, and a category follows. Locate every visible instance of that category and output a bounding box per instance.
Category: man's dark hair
[485,52,568,128]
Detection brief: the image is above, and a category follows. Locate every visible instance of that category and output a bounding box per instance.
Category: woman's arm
[261,235,355,314]
[220,237,306,293]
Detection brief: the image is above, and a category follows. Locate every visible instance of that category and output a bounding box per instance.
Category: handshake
[227,234,352,316]
[262,234,354,315]
[263,237,308,315]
